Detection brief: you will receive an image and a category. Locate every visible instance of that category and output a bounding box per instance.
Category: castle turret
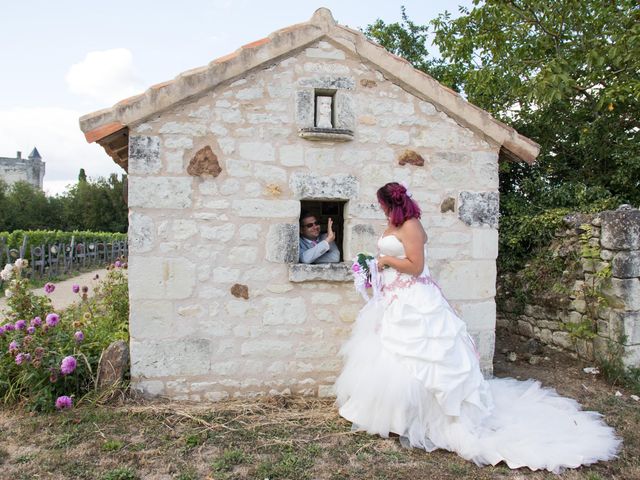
[28,147,42,160]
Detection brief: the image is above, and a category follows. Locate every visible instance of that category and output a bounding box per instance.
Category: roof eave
[80,7,540,166]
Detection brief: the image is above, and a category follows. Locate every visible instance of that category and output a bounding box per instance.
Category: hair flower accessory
[400,181,413,198]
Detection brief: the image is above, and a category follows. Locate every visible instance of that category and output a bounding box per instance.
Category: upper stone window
[315,90,335,128]
[296,81,355,142]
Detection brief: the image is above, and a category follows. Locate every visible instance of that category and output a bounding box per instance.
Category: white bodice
[377,235,429,279]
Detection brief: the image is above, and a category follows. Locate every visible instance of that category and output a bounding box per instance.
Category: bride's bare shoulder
[399,218,427,241]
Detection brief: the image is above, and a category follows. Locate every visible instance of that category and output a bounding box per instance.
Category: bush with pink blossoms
[0,263,129,412]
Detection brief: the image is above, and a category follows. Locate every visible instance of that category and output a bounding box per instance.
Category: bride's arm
[378,219,425,276]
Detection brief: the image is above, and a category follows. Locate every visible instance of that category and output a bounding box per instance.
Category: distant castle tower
[0,147,46,190]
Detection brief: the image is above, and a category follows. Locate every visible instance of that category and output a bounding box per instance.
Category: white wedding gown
[335,235,620,473]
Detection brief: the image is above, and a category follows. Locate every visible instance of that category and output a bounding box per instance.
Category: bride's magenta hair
[377,182,421,226]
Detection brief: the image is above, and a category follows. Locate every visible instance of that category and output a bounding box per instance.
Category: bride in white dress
[335,182,620,473]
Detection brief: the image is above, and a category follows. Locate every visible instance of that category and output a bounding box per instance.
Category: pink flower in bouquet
[352,263,361,273]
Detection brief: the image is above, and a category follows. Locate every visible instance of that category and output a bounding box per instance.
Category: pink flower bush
[55,396,73,410]
[15,353,27,365]
[60,356,77,375]
[72,284,80,294]
[74,331,84,343]
[31,317,42,327]
[9,340,19,354]
[15,320,27,330]
[45,313,60,327]
[44,283,55,294]
[4,323,15,331]
[26,326,35,335]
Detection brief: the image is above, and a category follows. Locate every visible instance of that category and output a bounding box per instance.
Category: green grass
[183,432,205,449]
[211,448,248,473]
[176,469,199,480]
[102,467,137,480]
[102,439,124,452]
[255,445,318,480]
[14,453,35,464]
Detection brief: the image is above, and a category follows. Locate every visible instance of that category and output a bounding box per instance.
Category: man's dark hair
[300,210,315,226]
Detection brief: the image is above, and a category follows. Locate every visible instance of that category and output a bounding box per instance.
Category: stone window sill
[289,262,352,282]
[298,128,354,142]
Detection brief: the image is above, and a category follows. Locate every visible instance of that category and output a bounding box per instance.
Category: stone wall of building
[0,151,45,190]
[499,206,640,367]
[126,39,501,400]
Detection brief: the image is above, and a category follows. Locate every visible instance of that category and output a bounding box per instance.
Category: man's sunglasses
[302,221,321,228]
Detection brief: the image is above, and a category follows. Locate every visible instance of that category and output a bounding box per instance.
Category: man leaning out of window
[299,211,340,264]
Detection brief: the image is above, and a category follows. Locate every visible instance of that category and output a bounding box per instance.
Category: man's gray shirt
[299,234,341,264]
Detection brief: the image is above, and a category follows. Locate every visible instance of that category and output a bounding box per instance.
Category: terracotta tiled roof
[79,8,539,167]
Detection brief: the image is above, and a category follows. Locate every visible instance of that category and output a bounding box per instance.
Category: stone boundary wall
[499,205,640,366]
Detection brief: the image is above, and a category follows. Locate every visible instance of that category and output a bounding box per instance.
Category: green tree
[60,174,127,232]
[0,174,127,233]
[2,181,60,231]
[366,1,639,270]
[430,0,640,203]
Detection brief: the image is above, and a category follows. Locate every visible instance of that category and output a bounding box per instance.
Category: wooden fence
[0,236,127,281]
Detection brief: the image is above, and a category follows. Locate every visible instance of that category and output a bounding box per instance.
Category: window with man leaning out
[298,201,344,264]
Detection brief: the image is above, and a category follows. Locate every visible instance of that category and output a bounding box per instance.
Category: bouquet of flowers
[351,252,381,301]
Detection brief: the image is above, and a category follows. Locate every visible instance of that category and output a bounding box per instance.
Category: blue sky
[0,1,472,195]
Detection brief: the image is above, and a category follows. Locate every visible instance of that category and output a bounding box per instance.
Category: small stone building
[79,9,539,400]
[0,148,45,190]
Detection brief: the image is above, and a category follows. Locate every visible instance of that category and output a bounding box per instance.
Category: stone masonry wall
[0,156,45,190]
[126,39,501,400]
[499,206,640,367]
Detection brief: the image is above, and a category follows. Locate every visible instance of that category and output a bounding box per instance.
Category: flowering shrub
[0,259,129,412]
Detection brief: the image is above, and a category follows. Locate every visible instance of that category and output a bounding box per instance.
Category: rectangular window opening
[299,200,346,263]
[314,89,336,129]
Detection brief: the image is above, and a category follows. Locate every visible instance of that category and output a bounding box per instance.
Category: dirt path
[0,268,108,314]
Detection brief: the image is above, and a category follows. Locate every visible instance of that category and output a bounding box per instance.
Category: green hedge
[0,230,127,252]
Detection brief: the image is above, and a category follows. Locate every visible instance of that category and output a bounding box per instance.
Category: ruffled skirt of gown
[335,270,621,473]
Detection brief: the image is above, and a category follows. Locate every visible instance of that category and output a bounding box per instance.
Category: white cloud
[65,48,141,105]
[0,107,125,196]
